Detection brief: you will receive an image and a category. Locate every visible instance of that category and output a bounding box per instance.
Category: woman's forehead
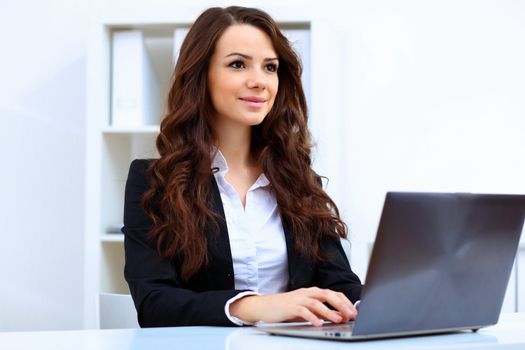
[214,24,277,58]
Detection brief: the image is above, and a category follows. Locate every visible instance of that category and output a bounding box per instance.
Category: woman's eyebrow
[224,52,278,61]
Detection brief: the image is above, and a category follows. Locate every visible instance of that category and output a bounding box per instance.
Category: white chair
[98,293,140,329]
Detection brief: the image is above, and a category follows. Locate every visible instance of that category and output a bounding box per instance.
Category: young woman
[123,6,362,327]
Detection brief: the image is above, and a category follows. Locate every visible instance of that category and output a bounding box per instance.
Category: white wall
[338,0,525,277]
[0,0,88,331]
[0,0,524,330]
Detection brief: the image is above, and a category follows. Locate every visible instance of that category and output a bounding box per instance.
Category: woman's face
[207,24,279,129]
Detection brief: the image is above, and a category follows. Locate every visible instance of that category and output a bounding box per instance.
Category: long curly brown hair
[143,6,348,281]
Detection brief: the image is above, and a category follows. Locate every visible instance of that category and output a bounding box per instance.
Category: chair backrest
[98,293,140,329]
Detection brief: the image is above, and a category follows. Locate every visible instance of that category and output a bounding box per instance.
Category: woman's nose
[246,69,266,89]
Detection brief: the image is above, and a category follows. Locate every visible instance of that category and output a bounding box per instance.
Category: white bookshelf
[100,234,125,242]
[84,14,311,328]
[102,125,160,134]
[84,20,172,329]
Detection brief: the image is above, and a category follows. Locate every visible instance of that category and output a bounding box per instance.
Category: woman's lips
[239,97,266,109]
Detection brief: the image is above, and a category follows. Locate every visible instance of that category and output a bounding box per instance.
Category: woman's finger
[295,305,323,327]
[305,288,356,321]
[303,298,343,324]
[335,292,357,321]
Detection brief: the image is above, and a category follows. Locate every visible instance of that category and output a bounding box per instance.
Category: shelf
[101,234,124,243]
[102,125,160,134]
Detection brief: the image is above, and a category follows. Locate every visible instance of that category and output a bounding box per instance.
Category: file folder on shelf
[111,30,160,127]
[172,27,189,67]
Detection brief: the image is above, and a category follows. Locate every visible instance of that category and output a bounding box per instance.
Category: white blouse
[211,151,289,325]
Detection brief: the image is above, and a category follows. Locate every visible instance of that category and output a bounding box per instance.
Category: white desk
[2,313,525,350]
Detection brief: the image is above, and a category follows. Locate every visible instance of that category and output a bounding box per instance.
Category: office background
[0,0,524,332]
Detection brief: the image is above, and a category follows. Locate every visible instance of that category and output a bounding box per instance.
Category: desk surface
[2,313,525,350]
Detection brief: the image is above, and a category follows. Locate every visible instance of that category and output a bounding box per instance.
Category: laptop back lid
[353,192,525,337]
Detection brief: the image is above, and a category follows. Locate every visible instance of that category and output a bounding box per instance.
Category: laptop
[257,192,525,341]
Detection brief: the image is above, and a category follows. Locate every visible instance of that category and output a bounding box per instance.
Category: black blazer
[123,159,363,327]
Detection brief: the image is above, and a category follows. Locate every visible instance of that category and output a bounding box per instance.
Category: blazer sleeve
[313,234,363,303]
[122,159,245,327]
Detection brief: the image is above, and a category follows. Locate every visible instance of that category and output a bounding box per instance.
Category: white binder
[282,29,311,106]
[111,30,159,127]
[172,27,189,67]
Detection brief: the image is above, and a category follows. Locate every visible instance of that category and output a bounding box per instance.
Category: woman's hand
[229,287,357,326]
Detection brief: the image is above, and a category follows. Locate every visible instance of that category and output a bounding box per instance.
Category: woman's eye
[266,64,278,73]
[229,61,245,69]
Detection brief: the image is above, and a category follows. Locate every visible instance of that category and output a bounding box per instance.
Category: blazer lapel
[206,174,236,289]
[283,220,314,290]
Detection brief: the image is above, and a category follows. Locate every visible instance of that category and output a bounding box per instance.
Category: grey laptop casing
[258,192,525,340]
